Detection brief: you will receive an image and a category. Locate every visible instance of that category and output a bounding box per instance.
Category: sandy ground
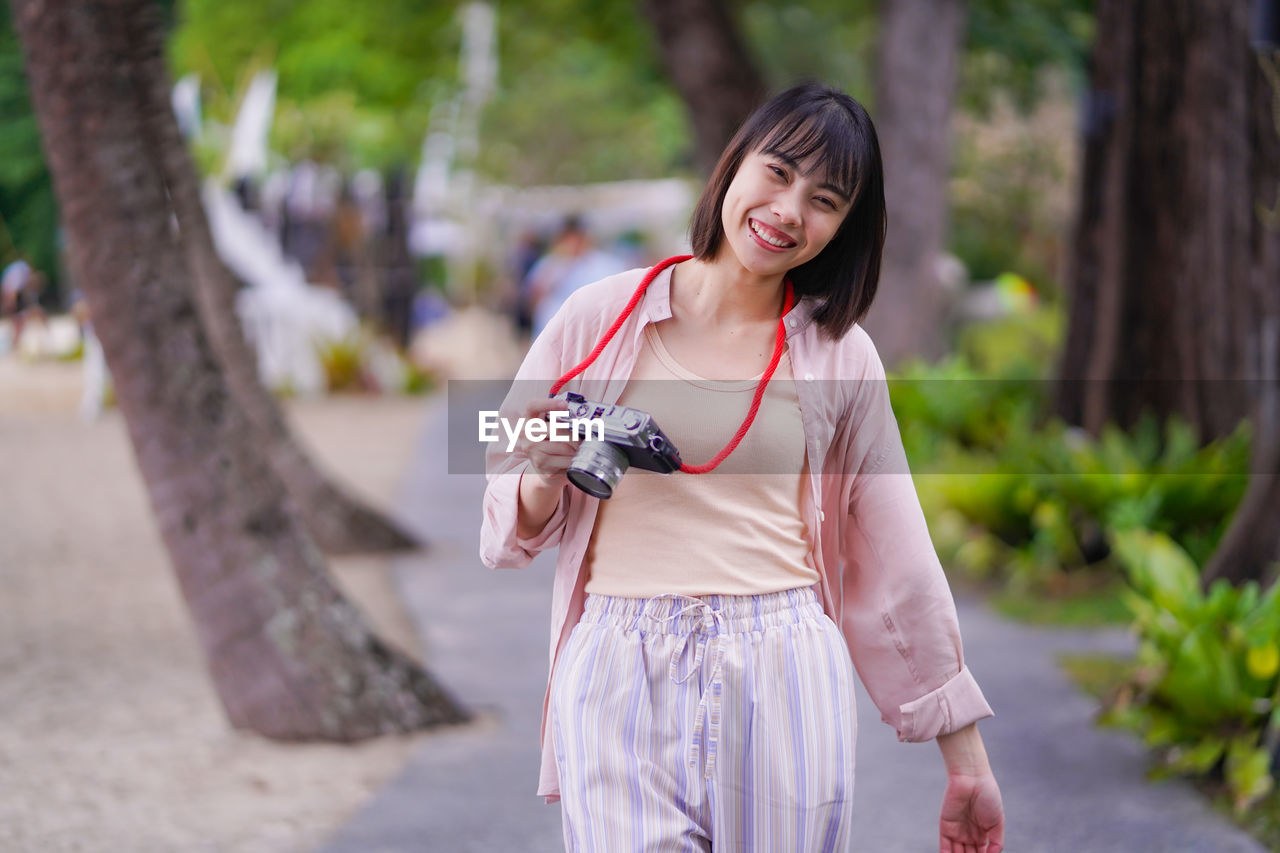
[0,357,437,852]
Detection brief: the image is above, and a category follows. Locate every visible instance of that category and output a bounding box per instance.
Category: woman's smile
[748,217,798,251]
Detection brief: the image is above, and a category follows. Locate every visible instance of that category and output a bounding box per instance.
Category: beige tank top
[583,324,819,597]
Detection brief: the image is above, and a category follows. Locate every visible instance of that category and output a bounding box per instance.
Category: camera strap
[549,254,795,475]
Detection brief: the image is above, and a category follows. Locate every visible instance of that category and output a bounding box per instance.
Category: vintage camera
[562,392,682,499]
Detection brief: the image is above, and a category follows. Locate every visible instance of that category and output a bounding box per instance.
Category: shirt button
[787,318,797,328]
[804,373,814,382]
[819,510,826,522]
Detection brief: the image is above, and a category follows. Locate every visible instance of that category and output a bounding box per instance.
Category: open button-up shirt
[480,264,993,802]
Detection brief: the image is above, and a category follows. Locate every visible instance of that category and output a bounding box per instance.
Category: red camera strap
[549,254,795,475]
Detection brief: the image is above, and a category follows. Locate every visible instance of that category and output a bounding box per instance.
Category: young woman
[482,82,1005,852]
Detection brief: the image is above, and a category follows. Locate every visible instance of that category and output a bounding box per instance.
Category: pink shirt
[480,263,993,802]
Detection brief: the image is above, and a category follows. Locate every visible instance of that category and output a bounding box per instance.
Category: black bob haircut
[688,82,886,340]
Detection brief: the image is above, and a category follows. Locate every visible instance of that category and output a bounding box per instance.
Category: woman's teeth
[750,219,795,248]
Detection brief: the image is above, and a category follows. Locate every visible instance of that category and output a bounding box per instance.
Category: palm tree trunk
[13,0,466,737]
[132,2,419,555]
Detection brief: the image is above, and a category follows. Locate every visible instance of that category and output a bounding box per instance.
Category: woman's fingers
[528,440,576,469]
[523,396,570,421]
[515,397,581,480]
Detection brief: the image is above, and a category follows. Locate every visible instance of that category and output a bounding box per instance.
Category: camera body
[563,392,681,498]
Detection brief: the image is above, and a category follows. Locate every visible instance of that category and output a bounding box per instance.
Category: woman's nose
[771,192,802,226]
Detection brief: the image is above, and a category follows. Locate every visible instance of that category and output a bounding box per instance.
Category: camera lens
[567,440,629,499]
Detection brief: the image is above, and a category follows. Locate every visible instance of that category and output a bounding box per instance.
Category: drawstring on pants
[656,596,728,779]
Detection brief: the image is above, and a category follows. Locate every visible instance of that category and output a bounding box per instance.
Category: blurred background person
[508,229,549,341]
[1,255,47,354]
[69,289,109,420]
[525,215,625,339]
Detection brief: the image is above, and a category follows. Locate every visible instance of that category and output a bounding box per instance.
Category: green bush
[899,342,1250,595]
[896,307,1250,604]
[925,418,1248,592]
[1103,530,1280,814]
[890,356,1045,470]
[955,305,1062,378]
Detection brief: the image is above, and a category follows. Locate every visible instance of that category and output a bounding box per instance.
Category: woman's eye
[768,165,787,178]
[816,196,837,210]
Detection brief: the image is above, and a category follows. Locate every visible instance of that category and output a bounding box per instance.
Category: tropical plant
[1103,530,1280,814]
[897,320,1252,594]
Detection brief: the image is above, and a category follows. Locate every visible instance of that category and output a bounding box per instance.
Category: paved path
[319,398,1266,853]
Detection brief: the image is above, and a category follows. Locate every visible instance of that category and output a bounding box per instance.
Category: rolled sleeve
[480,463,570,569]
[897,664,993,742]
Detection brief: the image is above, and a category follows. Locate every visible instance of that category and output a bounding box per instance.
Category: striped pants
[550,586,858,852]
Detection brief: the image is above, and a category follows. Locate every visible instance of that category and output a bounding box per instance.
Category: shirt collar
[641,263,675,325]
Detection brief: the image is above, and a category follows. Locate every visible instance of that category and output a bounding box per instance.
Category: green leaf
[1225,737,1274,814]
[1159,626,1246,723]
[1098,704,1150,733]
[1143,709,1183,748]
[1166,737,1226,774]
[1112,530,1203,619]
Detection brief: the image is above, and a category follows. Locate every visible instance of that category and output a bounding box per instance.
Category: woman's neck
[674,255,786,327]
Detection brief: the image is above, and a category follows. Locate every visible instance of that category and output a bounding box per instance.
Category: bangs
[759,107,861,201]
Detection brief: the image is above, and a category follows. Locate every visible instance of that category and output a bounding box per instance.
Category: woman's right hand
[515,397,579,538]
[516,397,579,487]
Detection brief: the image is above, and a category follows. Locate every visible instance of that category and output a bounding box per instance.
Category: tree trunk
[1205,425,1280,587]
[859,0,967,368]
[118,25,419,556]
[1203,39,1280,587]
[639,0,767,174]
[13,0,466,737]
[1053,8,1128,429]
[1055,0,1280,585]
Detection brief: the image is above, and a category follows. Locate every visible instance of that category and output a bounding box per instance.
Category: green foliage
[171,0,457,114]
[170,0,693,180]
[0,3,61,301]
[271,90,431,170]
[476,6,688,185]
[316,335,368,393]
[899,314,1251,598]
[1100,531,1280,815]
[891,358,1046,470]
[921,413,1250,592]
[1217,784,1280,850]
[742,1,876,102]
[170,0,457,169]
[949,81,1078,291]
[956,306,1063,377]
[166,0,1097,184]
[963,0,1093,112]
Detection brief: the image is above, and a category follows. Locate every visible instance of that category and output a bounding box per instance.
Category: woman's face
[718,147,851,279]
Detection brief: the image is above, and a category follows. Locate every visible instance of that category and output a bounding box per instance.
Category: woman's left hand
[939,769,1004,853]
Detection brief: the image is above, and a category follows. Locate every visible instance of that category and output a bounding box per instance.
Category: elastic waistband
[580,586,824,634]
